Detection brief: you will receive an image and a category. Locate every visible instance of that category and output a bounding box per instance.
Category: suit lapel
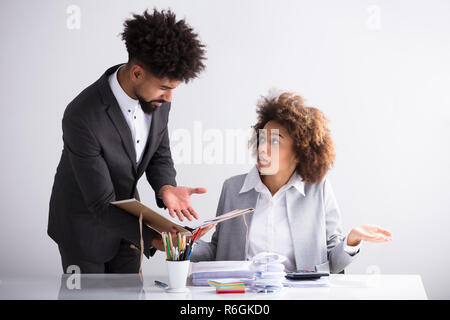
[236,189,259,259]
[241,191,258,227]
[97,64,137,173]
[286,189,304,270]
[106,102,138,172]
[286,188,318,270]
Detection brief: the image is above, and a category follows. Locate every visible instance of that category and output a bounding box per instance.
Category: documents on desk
[207,279,246,294]
[189,260,329,288]
[190,261,255,286]
[283,277,329,287]
[249,252,287,293]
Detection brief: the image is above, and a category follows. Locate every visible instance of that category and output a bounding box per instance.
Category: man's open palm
[160,186,207,221]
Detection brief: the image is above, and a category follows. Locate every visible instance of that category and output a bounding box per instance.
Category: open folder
[111,198,254,235]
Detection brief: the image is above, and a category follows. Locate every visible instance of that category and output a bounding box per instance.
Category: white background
[0,0,449,299]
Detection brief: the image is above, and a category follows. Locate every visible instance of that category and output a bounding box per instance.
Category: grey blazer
[191,173,358,274]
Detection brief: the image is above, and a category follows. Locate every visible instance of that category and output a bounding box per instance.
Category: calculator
[285,270,329,280]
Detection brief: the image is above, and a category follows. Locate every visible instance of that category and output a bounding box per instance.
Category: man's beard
[136,93,166,114]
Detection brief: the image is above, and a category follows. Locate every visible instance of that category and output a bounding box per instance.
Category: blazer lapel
[236,189,259,260]
[106,102,138,172]
[241,191,258,227]
[286,188,314,270]
[98,64,137,173]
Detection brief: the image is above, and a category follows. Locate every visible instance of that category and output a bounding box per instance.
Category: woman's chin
[257,161,269,169]
[257,162,279,175]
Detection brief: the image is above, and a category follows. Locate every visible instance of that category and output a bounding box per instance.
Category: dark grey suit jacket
[47,64,177,263]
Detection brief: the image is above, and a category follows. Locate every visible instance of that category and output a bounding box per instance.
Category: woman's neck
[260,168,295,196]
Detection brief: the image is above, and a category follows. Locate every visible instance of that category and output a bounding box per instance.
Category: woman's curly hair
[252,92,336,185]
[121,8,206,82]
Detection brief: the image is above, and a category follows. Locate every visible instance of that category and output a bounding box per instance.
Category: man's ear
[130,64,145,81]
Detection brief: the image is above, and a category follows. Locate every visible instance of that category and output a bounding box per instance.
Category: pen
[187,242,195,260]
[162,232,168,260]
[182,242,190,261]
[192,227,202,242]
[168,231,173,252]
[154,280,168,289]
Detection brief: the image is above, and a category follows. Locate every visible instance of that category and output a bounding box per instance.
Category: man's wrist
[151,234,160,247]
[158,184,175,195]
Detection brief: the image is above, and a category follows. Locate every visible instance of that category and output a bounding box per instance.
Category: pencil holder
[166,260,190,293]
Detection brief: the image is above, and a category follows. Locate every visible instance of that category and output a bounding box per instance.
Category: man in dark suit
[48,9,207,273]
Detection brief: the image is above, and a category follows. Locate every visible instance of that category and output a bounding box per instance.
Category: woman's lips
[258,155,271,165]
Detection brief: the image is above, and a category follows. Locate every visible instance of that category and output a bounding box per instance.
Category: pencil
[193,227,202,242]
[187,242,194,260]
[165,233,171,260]
[162,232,168,260]
[168,231,173,254]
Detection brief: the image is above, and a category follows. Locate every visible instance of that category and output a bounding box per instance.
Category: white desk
[0,274,427,300]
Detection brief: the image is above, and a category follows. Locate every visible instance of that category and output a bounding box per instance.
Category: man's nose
[163,90,173,102]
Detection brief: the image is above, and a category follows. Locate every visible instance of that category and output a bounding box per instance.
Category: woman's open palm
[347,224,392,246]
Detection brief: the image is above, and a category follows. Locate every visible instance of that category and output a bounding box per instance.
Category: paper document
[190,261,255,286]
[282,277,330,287]
[111,198,254,235]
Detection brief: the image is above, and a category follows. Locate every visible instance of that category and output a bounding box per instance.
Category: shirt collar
[108,64,140,114]
[239,165,265,194]
[239,165,305,196]
[285,170,305,196]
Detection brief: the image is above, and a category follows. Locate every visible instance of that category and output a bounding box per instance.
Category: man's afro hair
[121,8,206,82]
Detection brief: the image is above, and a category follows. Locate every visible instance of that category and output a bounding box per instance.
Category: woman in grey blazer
[191,92,392,273]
